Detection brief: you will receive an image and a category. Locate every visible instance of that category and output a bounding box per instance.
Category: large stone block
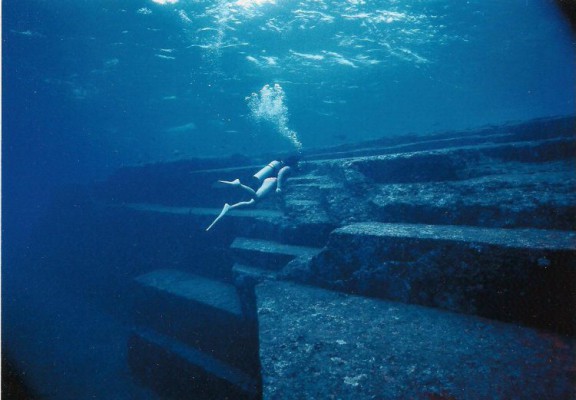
[370,161,576,230]
[350,137,575,183]
[310,222,576,334]
[256,281,575,400]
[124,203,286,242]
[133,269,259,373]
[128,328,259,400]
[231,237,321,271]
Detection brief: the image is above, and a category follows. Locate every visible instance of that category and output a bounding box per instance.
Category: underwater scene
[2,0,576,399]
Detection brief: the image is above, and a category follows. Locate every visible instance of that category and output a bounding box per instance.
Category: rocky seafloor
[5,116,575,399]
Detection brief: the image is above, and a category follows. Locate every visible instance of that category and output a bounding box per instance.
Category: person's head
[282,153,301,169]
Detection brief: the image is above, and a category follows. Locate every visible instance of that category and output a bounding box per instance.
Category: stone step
[232,264,279,323]
[128,328,259,400]
[256,280,575,400]
[231,237,322,272]
[187,163,264,178]
[96,117,574,206]
[370,162,576,230]
[286,175,322,184]
[281,221,335,248]
[303,131,518,161]
[232,263,278,284]
[283,198,332,223]
[98,161,284,209]
[285,184,342,207]
[346,137,575,184]
[121,203,286,241]
[124,203,284,221]
[285,199,322,207]
[310,222,576,335]
[285,184,324,200]
[133,269,259,373]
[288,183,343,191]
[122,203,332,247]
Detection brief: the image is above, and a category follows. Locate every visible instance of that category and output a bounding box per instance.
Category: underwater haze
[5,0,575,168]
[2,0,576,399]
[5,0,575,239]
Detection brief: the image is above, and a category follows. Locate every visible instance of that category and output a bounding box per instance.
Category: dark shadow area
[556,0,576,31]
[2,352,38,400]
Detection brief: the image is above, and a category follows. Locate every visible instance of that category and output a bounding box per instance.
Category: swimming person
[206,157,298,231]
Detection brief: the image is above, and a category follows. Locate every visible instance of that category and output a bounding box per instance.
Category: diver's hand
[276,188,282,194]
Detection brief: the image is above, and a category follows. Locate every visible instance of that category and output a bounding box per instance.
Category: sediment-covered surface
[305,222,576,334]
[257,280,575,400]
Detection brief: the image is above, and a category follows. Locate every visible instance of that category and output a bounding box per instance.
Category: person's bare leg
[228,198,256,211]
[206,199,256,231]
[237,183,257,197]
[255,177,277,198]
[212,178,241,188]
[213,179,257,197]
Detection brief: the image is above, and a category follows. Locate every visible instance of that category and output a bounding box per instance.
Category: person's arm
[275,166,291,193]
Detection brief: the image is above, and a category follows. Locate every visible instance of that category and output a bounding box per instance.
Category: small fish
[165,122,197,133]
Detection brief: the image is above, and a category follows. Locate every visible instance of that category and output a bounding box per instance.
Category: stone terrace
[14,116,576,399]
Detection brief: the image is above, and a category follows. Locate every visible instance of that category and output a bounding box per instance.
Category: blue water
[2,0,575,398]
[5,0,574,238]
[5,0,575,166]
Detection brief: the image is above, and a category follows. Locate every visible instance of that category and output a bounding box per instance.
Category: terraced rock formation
[9,116,574,399]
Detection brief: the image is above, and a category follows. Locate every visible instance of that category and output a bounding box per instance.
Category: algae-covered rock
[257,281,575,400]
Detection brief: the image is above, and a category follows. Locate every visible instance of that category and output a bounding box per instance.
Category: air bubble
[246,84,303,151]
